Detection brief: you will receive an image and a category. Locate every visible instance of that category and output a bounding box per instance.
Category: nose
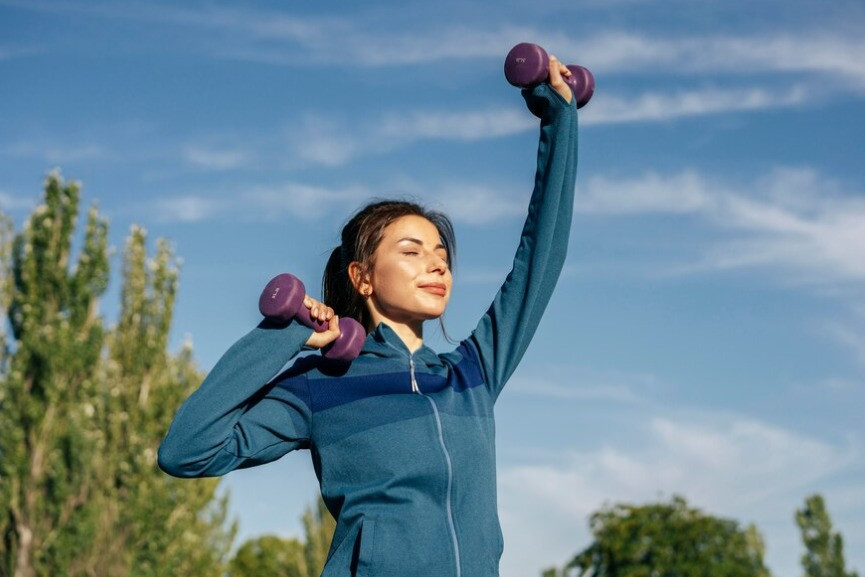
[427,253,448,275]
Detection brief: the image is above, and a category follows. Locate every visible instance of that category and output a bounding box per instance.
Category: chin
[415,305,447,321]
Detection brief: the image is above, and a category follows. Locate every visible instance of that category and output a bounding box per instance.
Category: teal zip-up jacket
[158,84,578,577]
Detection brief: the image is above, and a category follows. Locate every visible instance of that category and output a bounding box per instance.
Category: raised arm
[467,81,578,401]
[157,319,314,478]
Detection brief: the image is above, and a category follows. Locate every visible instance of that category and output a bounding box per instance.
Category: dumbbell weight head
[259,273,328,331]
[505,43,595,109]
[504,42,549,87]
[565,65,595,109]
[259,272,366,362]
[322,317,366,363]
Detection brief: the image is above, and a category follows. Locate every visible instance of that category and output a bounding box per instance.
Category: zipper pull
[409,357,420,394]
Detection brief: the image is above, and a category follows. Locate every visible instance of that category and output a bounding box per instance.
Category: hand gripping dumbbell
[259,273,365,362]
[504,42,594,108]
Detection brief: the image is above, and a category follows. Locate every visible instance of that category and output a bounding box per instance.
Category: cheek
[372,260,414,294]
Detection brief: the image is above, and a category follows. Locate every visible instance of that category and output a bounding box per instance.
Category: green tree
[0,172,109,577]
[84,225,235,576]
[230,494,335,577]
[0,171,234,576]
[550,495,771,577]
[229,535,307,577]
[796,494,858,577]
[302,494,336,577]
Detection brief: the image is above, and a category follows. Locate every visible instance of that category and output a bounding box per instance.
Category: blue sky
[2,0,864,575]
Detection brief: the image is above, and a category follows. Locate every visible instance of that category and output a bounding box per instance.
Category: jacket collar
[361,322,444,368]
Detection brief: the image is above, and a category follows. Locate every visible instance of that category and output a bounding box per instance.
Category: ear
[348,261,373,297]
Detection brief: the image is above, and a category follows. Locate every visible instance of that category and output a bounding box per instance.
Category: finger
[549,55,562,81]
[303,295,312,308]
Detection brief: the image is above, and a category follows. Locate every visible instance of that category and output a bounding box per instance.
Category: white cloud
[379,109,535,142]
[430,183,527,225]
[820,321,865,368]
[280,83,811,169]
[0,190,36,212]
[506,367,660,404]
[583,85,810,125]
[497,411,860,577]
[578,170,714,215]
[281,108,534,169]
[284,117,366,168]
[6,2,865,91]
[508,377,642,403]
[1,141,109,163]
[213,19,865,93]
[563,32,865,90]
[580,167,865,285]
[245,183,371,219]
[183,145,248,171]
[0,44,45,61]
[153,195,226,223]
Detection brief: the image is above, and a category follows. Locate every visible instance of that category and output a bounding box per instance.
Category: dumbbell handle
[259,273,365,362]
[504,42,594,109]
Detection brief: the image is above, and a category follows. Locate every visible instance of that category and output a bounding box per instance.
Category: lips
[419,283,447,296]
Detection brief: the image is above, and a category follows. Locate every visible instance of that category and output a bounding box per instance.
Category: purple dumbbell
[259,273,365,362]
[504,42,595,108]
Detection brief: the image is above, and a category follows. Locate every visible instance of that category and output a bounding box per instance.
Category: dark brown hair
[322,199,456,337]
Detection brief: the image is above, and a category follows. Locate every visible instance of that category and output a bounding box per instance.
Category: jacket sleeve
[467,83,579,401]
[158,318,315,478]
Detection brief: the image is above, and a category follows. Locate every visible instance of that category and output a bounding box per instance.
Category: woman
[159,57,579,577]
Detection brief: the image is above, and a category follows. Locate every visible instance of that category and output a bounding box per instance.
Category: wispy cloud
[428,182,527,225]
[580,167,865,285]
[244,183,371,220]
[508,377,642,403]
[279,84,801,170]
[0,190,36,212]
[152,195,227,223]
[6,1,863,92]
[379,109,535,142]
[279,108,533,169]
[183,145,249,171]
[570,32,865,84]
[1,141,110,163]
[497,410,859,577]
[147,178,526,226]
[0,44,46,61]
[506,366,665,404]
[149,164,865,297]
[820,321,865,368]
[149,183,372,224]
[583,85,810,125]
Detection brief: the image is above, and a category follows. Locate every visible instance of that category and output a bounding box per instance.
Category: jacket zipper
[409,355,462,577]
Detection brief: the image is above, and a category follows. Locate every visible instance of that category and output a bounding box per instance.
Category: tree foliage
[796,494,858,577]
[229,535,307,577]
[302,494,336,577]
[556,495,771,577]
[0,171,234,576]
[229,494,335,577]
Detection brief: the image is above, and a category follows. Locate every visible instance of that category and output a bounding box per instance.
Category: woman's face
[363,215,452,327]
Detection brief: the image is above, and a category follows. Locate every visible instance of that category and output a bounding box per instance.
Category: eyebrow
[397,237,446,251]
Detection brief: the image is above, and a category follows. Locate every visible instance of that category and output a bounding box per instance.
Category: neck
[371,314,424,353]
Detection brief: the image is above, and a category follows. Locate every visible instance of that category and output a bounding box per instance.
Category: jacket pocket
[354,517,377,577]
